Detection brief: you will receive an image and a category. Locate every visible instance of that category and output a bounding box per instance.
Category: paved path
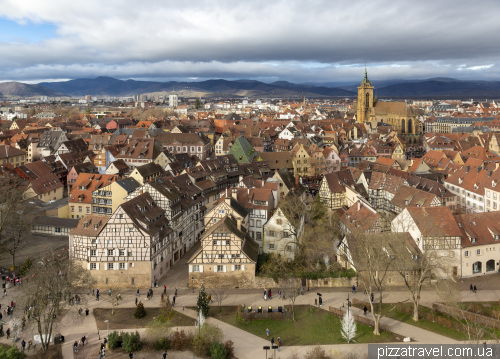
[1,282,497,358]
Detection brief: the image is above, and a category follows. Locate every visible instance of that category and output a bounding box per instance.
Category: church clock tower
[357,68,374,124]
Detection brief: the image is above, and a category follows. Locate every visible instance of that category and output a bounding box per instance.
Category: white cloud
[0,0,500,82]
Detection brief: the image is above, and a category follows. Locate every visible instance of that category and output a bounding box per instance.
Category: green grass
[381,304,468,341]
[209,306,397,345]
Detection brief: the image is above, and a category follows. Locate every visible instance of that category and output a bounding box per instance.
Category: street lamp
[307,275,310,291]
[192,276,194,293]
[263,346,270,359]
[104,320,109,337]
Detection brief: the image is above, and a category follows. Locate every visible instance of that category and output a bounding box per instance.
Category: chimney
[477,167,481,174]
[232,188,238,200]
[295,175,299,190]
[466,166,470,173]
[236,217,242,231]
[357,202,360,211]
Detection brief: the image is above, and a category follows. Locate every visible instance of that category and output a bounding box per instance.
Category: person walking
[3,288,6,297]
[137,289,140,297]
[270,337,274,348]
[6,328,10,339]
[172,295,176,306]
[352,285,356,294]
[264,292,267,301]
[85,308,89,316]
[363,305,367,316]
[129,352,133,359]
[162,350,167,358]
[82,335,86,346]
[474,285,477,293]
[319,296,322,307]
[21,340,25,352]
[266,328,270,337]
[470,284,473,291]
[269,288,272,299]
[164,285,166,294]
[277,337,281,352]
[135,297,138,306]
[278,290,281,299]
[96,292,100,301]
[73,341,78,353]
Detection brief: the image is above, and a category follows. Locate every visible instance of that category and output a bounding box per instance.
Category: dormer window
[471,238,476,243]
[495,235,499,241]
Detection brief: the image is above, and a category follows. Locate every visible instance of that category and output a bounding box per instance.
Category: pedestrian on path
[278,290,281,299]
[470,284,473,291]
[162,350,167,358]
[269,289,272,299]
[82,335,86,346]
[137,289,140,297]
[74,341,78,352]
[363,305,367,316]
[277,337,281,352]
[175,288,177,296]
[264,293,267,301]
[352,285,356,293]
[172,296,176,306]
[135,297,138,306]
[371,293,374,303]
[164,285,166,294]
[319,296,322,307]
[85,308,89,316]
[129,352,133,359]
[270,337,274,347]
[6,328,10,339]
[21,340,25,351]
[3,288,6,297]
[96,293,100,301]
[474,285,477,293]
[266,328,270,337]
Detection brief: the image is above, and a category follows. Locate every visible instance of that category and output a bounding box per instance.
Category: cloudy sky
[0,0,499,84]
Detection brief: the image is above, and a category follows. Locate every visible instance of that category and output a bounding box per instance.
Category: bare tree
[280,278,301,321]
[340,232,395,335]
[100,284,124,315]
[4,201,37,267]
[210,285,229,308]
[17,252,95,352]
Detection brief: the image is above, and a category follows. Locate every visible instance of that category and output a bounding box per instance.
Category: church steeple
[357,67,374,124]
[361,66,371,85]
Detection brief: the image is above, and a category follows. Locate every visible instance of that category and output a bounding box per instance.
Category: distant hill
[0,82,66,98]
[39,77,356,98]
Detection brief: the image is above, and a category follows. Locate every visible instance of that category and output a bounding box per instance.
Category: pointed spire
[361,65,371,85]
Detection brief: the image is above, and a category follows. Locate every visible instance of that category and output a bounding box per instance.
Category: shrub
[134,302,147,319]
[122,331,141,352]
[170,330,192,351]
[224,340,235,358]
[19,258,32,276]
[193,324,224,357]
[210,342,227,359]
[152,337,171,351]
[0,346,25,359]
[108,331,121,350]
[304,346,331,359]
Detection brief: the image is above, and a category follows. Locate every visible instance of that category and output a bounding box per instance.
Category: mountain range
[2,76,500,99]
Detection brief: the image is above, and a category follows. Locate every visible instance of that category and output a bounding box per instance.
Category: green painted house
[228,136,259,163]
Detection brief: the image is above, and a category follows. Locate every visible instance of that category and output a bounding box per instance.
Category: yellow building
[0,145,26,168]
[357,69,420,145]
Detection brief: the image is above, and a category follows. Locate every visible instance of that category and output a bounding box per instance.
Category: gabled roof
[228,136,258,163]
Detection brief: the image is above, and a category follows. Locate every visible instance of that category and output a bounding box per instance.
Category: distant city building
[169,94,178,108]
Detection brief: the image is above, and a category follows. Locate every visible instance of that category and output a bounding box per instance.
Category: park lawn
[209,305,399,345]
[93,307,196,330]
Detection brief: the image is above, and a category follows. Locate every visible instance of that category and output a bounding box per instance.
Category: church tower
[357,68,374,124]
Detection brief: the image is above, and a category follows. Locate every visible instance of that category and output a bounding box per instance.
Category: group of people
[20,339,33,352]
[266,328,282,352]
[470,284,478,293]
[264,289,278,301]
[146,288,154,300]
[73,335,89,352]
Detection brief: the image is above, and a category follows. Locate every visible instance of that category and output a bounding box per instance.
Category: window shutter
[189,265,193,273]
[104,263,108,270]
[96,263,100,270]
[96,250,99,256]
[223,265,227,272]
[114,263,118,270]
[124,263,128,270]
[214,266,218,273]
[88,250,91,257]
[231,265,235,271]
[87,263,90,270]
[200,265,204,273]
[242,265,245,271]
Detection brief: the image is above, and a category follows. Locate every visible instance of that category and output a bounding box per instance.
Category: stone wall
[191,264,257,289]
[309,277,357,288]
[74,259,151,288]
[433,303,500,330]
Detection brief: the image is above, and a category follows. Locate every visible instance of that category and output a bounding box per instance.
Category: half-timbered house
[187,215,259,288]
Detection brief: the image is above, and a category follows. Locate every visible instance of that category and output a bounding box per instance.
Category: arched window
[486,259,495,272]
[473,261,482,274]
[401,119,406,134]
[408,118,413,134]
[365,93,370,109]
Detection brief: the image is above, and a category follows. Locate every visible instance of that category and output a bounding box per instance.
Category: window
[108,249,114,256]
[193,265,200,272]
[269,243,275,250]
[250,231,254,238]
[286,245,292,251]
[225,240,230,245]
[119,249,125,256]
[476,249,481,255]
[71,206,74,212]
[90,250,96,256]
[268,230,276,237]
[213,218,217,224]
[90,263,97,270]
[213,240,218,245]
[276,219,282,225]
[129,228,134,232]
[119,263,125,270]
[234,265,241,271]
[471,238,476,243]
[256,232,261,240]
[79,206,82,212]
[87,207,90,213]
[108,263,114,270]
[218,209,225,214]
[55,227,61,233]
[217,265,224,272]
